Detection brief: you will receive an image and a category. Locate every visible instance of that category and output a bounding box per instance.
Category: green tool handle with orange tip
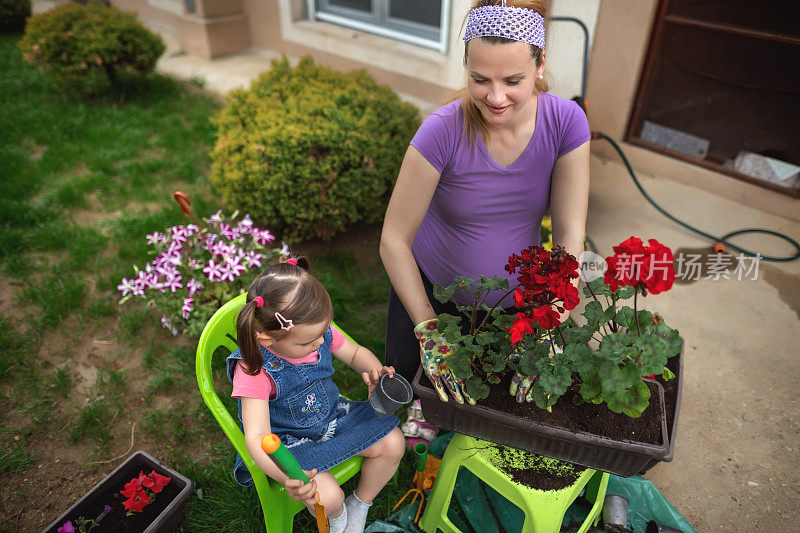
[261,433,329,533]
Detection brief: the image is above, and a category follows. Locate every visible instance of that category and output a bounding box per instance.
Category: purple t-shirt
[410,92,589,306]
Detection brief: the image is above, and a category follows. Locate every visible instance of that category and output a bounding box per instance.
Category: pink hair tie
[253,296,264,307]
[287,258,298,265]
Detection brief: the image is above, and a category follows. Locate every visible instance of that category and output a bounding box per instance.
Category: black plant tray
[42,451,194,533]
[639,346,685,473]
[412,367,669,477]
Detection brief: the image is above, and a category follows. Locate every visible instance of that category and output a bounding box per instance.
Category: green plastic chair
[419,433,609,533]
[196,293,364,533]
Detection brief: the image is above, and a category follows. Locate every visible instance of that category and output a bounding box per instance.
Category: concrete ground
[154,36,800,532]
[30,1,799,526]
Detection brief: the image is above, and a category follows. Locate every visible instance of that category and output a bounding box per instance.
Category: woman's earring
[538,73,544,80]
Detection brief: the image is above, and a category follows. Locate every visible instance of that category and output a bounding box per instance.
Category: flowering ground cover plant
[57,505,111,533]
[120,470,172,513]
[433,237,682,418]
[118,207,286,336]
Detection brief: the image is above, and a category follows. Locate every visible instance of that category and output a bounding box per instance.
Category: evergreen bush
[210,56,420,242]
[0,0,31,33]
[18,3,165,94]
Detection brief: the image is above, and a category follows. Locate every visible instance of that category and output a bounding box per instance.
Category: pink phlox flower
[210,241,233,258]
[279,242,290,255]
[181,296,194,318]
[184,224,199,235]
[131,272,148,296]
[238,215,254,235]
[118,278,135,297]
[161,316,172,329]
[245,251,263,269]
[164,272,183,292]
[186,278,203,295]
[219,223,239,240]
[187,258,201,269]
[254,229,276,245]
[167,240,183,255]
[208,210,223,224]
[146,232,166,245]
[203,259,222,281]
[168,226,188,244]
[226,256,246,278]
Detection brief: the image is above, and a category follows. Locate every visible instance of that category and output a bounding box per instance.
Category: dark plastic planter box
[412,367,669,477]
[42,451,194,533]
[639,346,685,473]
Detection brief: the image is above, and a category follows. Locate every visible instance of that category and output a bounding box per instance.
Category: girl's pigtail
[236,300,264,376]
[292,255,310,272]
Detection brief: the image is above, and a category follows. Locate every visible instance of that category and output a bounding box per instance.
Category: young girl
[226,258,405,533]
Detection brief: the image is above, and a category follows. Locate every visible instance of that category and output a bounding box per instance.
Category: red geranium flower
[509,316,535,344]
[604,237,675,295]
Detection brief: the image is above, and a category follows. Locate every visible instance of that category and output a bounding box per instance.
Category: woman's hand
[414,319,475,405]
[362,366,395,395]
[284,469,320,506]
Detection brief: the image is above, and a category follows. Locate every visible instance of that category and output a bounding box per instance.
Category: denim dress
[226,326,400,486]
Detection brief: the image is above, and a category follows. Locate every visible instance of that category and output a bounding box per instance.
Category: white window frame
[308,0,452,53]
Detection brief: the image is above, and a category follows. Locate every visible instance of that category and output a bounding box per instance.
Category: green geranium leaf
[614,307,635,330]
[529,382,558,410]
[579,375,603,403]
[432,283,457,304]
[436,313,462,329]
[520,352,539,376]
[441,323,464,345]
[538,365,572,396]
[449,349,472,379]
[563,325,594,344]
[563,344,594,373]
[486,373,501,384]
[583,300,605,327]
[453,275,476,288]
[478,275,509,292]
[662,367,675,380]
[583,277,611,298]
[465,377,490,400]
[614,286,636,300]
[603,380,650,417]
[599,361,641,391]
[635,335,669,375]
[598,332,636,363]
[475,332,496,346]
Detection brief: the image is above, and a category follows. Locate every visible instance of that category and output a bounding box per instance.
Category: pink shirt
[231,325,345,401]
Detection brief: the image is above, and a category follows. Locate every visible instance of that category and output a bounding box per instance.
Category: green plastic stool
[419,434,609,533]
[196,293,364,533]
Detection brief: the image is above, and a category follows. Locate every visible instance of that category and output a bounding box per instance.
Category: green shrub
[210,56,420,242]
[17,2,165,94]
[0,0,31,33]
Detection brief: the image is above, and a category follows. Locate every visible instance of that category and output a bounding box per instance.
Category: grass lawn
[0,33,415,532]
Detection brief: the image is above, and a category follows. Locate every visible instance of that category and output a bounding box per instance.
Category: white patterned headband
[463,1,546,49]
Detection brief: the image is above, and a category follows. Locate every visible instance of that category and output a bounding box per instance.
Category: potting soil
[365,433,696,533]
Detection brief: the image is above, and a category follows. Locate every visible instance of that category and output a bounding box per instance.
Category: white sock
[328,503,348,533]
[344,492,372,533]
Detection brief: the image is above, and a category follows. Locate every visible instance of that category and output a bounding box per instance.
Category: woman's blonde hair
[454,0,550,146]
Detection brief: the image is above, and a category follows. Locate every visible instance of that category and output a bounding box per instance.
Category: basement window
[627,0,800,197]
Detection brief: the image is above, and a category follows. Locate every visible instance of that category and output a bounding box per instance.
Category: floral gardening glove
[508,340,563,403]
[414,319,474,405]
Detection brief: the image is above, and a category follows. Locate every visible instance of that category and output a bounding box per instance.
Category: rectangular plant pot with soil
[413,367,670,477]
[42,451,194,533]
